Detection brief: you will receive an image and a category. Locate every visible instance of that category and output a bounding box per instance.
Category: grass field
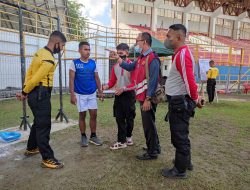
[0,94,249,190]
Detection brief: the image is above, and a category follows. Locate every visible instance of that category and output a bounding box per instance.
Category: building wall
[119,11,151,27]
[189,21,209,33]
[113,1,250,39]
[0,29,109,90]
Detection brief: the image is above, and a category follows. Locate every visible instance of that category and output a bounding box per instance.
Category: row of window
[216,18,233,27]
[121,3,210,22]
[120,2,249,27]
[121,3,152,14]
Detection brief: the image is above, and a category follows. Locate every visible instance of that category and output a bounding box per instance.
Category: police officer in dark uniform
[163,24,203,178]
[16,31,66,169]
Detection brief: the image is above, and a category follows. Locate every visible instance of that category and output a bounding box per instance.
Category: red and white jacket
[135,52,158,101]
[165,45,198,101]
[108,58,136,91]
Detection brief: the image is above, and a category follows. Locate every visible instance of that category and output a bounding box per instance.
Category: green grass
[0,95,250,190]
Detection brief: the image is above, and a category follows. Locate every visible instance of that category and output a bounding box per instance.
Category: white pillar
[209,17,216,38]
[233,20,241,40]
[151,7,158,32]
[182,12,189,31]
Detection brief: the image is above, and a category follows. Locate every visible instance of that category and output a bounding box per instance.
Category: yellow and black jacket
[206,67,219,79]
[22,47,56,95]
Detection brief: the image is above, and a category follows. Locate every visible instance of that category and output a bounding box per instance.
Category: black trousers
[140,101,160,155]
[207,79,216,103]
[167,95,196,173]
[27,86,54,160]
[113,91,136,143]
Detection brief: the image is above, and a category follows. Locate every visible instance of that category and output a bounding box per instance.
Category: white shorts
[76,92,98,112]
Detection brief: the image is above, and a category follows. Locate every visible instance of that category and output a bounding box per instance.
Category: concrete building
[111,0,250,39]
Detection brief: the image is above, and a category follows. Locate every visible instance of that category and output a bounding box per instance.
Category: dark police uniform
[165,45,198,173]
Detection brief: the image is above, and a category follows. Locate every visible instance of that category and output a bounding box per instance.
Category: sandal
[126,137,134,146]
[110,142,127,150]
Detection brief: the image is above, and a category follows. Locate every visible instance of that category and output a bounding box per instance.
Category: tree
[67,0,87,38]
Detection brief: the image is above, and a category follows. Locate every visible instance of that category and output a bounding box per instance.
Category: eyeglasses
[136,39,144,43]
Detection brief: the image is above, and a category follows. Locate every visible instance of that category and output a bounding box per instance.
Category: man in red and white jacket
[110,32,161,160]
[103,43,136,150]
[162,24,203,179]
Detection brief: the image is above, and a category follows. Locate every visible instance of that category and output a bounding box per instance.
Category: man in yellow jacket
[16,31,66,169]
[206,60,219,103]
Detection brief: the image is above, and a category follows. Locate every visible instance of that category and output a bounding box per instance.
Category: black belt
[33,85,52,93]
[166,94,190,101]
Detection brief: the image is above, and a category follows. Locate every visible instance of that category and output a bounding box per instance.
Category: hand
[142,99,151,111]
[70,94,77,105]
[98,90,104,101]
[16,92,27,101]
[115,88,124,96]
[195,96,205,109]
[109,51,123,64]
[109,51,119,60]
[102,85,109,91]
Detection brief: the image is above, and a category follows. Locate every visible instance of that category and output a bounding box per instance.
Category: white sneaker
[126,137,134,146]
[110,142,127,150]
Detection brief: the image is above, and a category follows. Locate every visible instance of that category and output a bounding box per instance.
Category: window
[134,4,138,13]
[158,8,164,16]
[164,0,174,6]
[175,12,182,20]
[217,18,223,25]
[129,4,133,12]
[165,9,174,18]
[201,16,209,23]
[146,6,151,15]
[120,3,124,11]
[138,5,144,13]
[190,14,200,22]
[224,20,232,27]
[244,23,250,29]
[124,3,129,12]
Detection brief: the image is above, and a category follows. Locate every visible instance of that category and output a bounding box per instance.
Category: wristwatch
[146,96,151,101]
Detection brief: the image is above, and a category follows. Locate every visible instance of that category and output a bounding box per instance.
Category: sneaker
[81,135,88,147]
[41,158,64,169]
[126,137,133,146]
[89,136,103,146]
[110,142,127,150]
[24,148,39,156]
[161,167,187,179]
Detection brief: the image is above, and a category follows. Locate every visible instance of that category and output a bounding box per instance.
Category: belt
[167,94,189,101]
[34,85,52,91]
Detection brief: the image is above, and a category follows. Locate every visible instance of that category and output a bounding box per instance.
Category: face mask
[134,45,142,53]
[53,43,61,54]
[119,55,127,60]
[164,39,174,50]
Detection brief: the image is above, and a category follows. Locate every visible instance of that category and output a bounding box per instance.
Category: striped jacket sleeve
[175,48,198,101]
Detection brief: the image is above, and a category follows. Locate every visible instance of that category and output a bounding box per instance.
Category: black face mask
[53,43,61,54]
[119,55,127,60]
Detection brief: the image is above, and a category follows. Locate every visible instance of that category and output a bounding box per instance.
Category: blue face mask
[134,45,142,53]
